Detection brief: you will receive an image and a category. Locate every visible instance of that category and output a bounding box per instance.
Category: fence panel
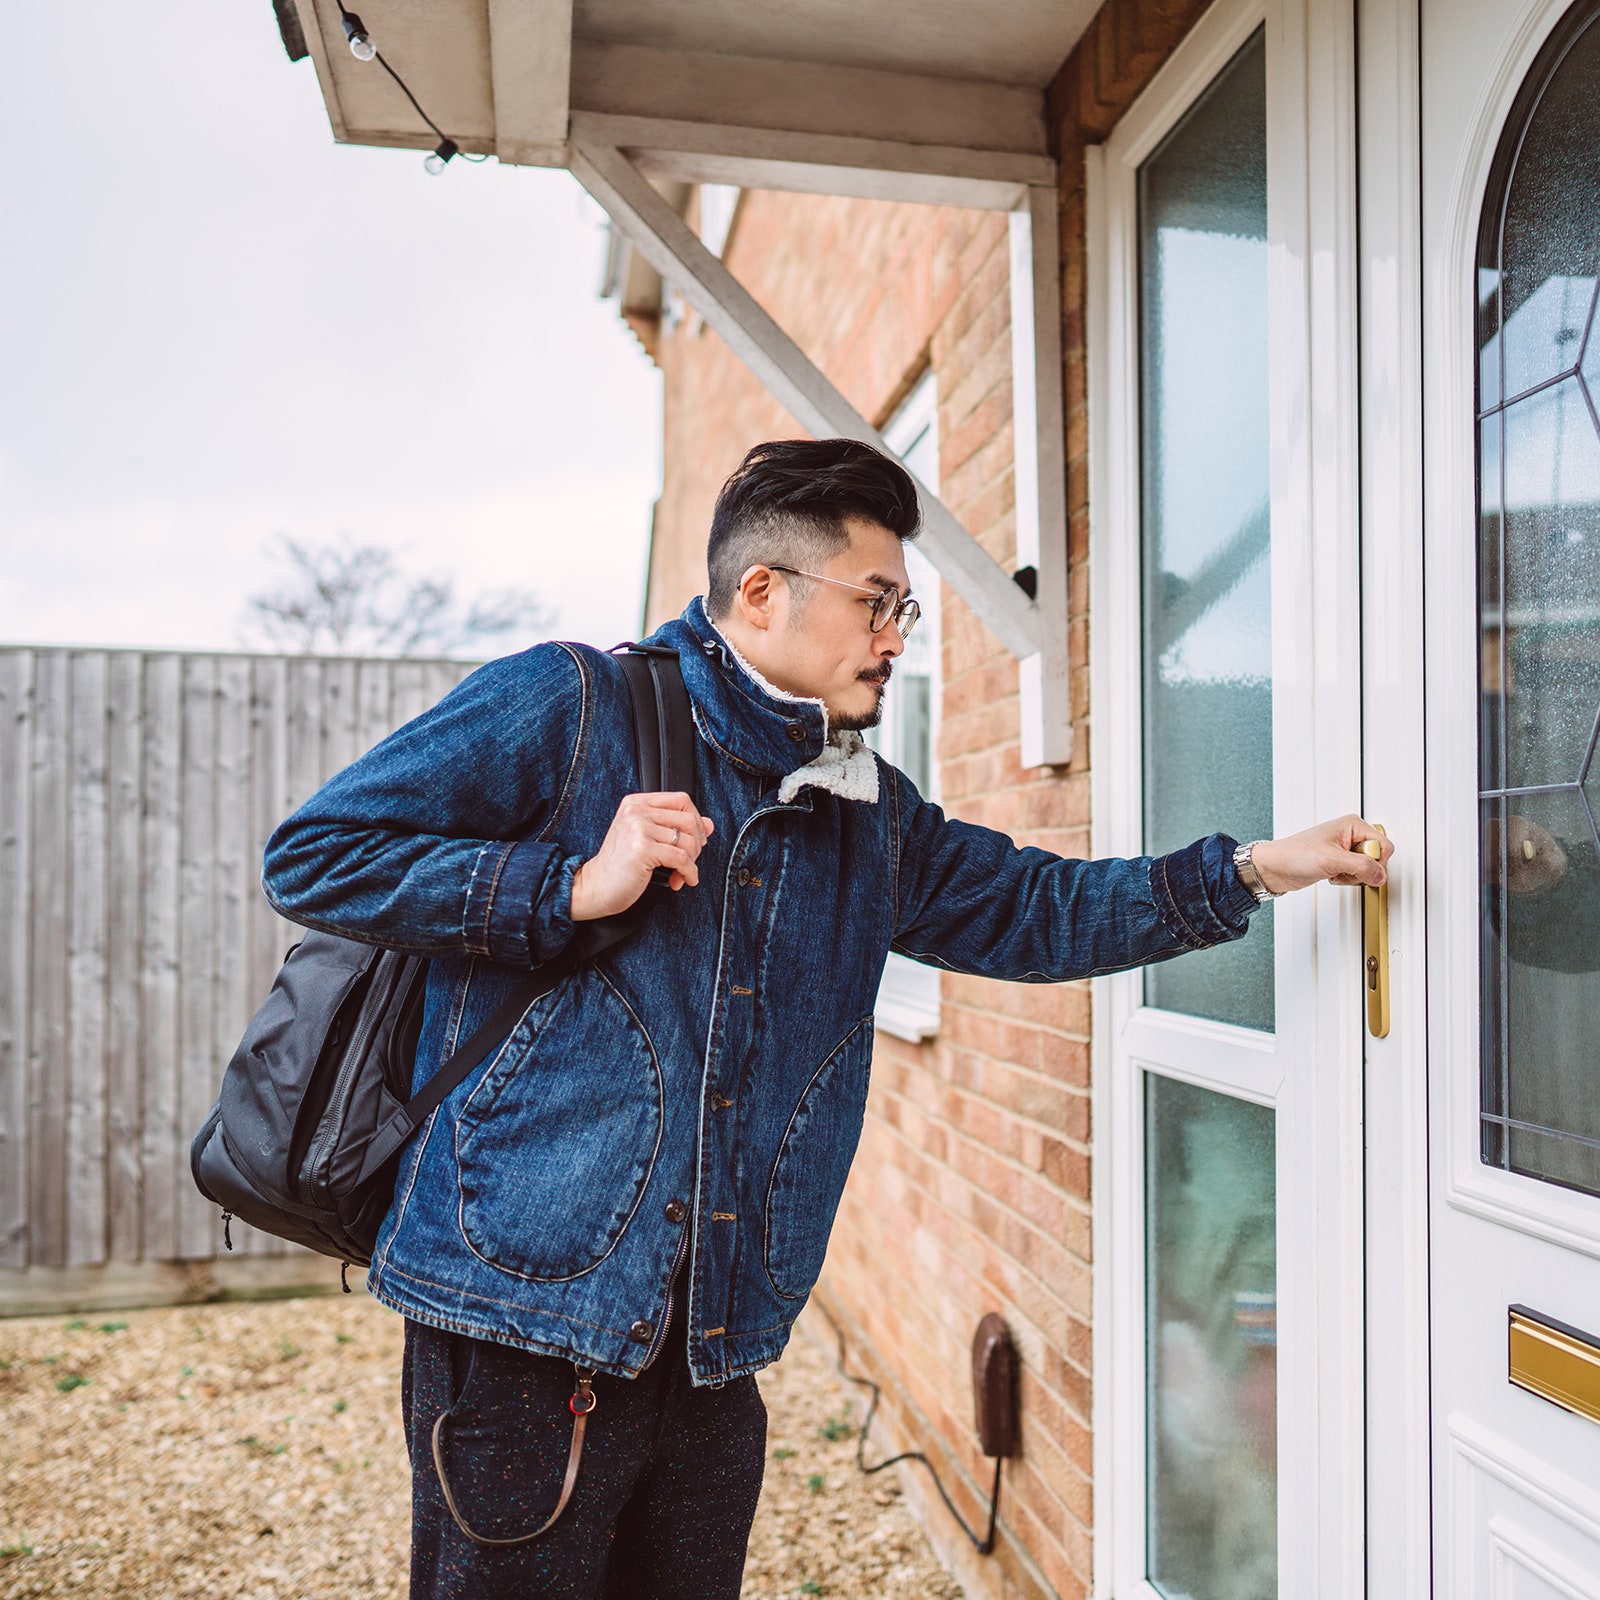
[0,647,474,1313]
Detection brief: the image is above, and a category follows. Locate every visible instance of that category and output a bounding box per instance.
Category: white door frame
[1355,0,1432,1587]
[1087,0,1366,1592]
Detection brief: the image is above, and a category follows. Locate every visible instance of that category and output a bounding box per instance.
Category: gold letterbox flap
[1509,1305,1600,1426]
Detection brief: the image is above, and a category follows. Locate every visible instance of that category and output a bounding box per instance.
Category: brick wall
[640,4,1214,1595]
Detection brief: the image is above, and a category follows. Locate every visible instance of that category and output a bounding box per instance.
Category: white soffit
[291,0,1091,195]
[574,0,1092,89]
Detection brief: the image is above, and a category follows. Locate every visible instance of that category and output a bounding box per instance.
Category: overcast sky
[0,2,662,654]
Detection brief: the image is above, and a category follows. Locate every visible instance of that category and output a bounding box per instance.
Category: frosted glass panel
[1147,1075,1277,1600]
[1477,4,1600,1199]
[1139,30,1273,1032]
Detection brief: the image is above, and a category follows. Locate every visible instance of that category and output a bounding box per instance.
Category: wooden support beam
[570,138,1044,665]
[569,42,1048,159]
[1010,186,1074,766]
[487,0,573,166]
[570,112,1053,210]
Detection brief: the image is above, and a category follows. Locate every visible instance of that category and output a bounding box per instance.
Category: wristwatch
[1232,840,1282,902]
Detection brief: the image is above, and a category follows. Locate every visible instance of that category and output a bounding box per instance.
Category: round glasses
[765,565,921,639]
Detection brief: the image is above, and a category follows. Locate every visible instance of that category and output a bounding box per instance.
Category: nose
[876,621,906,658]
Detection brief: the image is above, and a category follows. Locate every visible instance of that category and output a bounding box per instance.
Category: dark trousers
[402,1311,768,1599]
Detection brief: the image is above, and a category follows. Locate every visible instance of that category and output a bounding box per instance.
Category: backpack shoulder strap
[618,645,696,887]
[617,645,694,796]
[356,643,698,1187]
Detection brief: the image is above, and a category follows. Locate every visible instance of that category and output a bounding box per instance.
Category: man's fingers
[1334,844,1387,887]
[631,798,714,845]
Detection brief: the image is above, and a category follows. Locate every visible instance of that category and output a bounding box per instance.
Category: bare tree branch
[243,536,556,657]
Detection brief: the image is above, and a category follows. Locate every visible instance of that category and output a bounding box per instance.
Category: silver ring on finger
[671,829,681,846]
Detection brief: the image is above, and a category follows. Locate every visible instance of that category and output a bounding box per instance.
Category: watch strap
[1232,840,1280,902]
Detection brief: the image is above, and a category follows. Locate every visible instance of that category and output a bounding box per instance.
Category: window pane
[1139,30,1273,1032]
[1147,1075,1277,1600]
[1478,3,1600,1199]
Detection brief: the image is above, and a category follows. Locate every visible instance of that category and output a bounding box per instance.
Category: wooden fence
[0,648,474,1313]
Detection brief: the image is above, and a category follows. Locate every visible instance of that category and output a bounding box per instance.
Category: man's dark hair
[706,438,922,617]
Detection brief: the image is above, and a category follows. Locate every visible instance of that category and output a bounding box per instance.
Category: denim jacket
[262,597,1260,1384]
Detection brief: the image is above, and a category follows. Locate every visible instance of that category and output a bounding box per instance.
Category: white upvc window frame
[872,371,944,1043]
[1087,0,1366,1594]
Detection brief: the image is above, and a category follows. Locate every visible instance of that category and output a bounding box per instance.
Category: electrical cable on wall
[338,9,487,174]
[813,1300,1017,1558]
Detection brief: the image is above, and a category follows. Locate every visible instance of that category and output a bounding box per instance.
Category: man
[263,438,1392,1598]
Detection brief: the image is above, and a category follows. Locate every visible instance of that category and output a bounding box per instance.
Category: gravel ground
[0,1294,964,1599]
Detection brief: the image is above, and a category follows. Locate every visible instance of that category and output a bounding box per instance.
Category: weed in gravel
[279,1336,302,1360]
[800,1584,823,1596]
[773,1447,795,1460]
[179,1364,194,1377]
[96,1321,128,1334]
[0,1543,36,1560]
[335,1332,354,1344]
[66,1319,88,1331]
[818,1407,853,1442]
[332,1399,347,1413]
[55,1375,90,1393]
[805,1474,825,1494]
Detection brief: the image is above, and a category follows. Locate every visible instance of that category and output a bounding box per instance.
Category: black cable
[372,51,446,143]
[812,1298,1003,1556]
[369,53,487,164]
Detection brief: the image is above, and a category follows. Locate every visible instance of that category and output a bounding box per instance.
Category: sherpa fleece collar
[702,617,880,806]
[647,598,880,804]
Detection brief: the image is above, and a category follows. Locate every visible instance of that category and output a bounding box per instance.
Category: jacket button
[629,1319,655,1344]
[785,722,806,742]
[736,867,751,888]
[664,1199,687,1224]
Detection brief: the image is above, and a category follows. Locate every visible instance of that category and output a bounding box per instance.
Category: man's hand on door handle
[1251,815,1394,895]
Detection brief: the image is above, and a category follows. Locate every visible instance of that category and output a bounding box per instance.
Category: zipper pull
[340,1261,352,1294]
[221,1211,233,1251]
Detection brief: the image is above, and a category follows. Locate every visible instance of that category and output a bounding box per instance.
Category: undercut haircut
[705,438,922,618]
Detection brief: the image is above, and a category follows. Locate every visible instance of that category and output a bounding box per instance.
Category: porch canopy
[277,0,1090,764]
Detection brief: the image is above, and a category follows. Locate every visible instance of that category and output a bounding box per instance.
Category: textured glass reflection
[1478,1,1600,1200]
[1147,1076,1277,1600]
[1139,30,1272,1031]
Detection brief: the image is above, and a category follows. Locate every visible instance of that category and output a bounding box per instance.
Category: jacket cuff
[465,839,580,967]
[1151,833,1259,951]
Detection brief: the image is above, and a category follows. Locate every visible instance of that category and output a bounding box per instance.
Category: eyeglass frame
[759,564,921,639]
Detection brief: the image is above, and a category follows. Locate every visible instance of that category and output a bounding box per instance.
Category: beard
[832,664,892,731]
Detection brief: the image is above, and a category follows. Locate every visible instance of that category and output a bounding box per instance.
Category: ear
[735,565,781,633]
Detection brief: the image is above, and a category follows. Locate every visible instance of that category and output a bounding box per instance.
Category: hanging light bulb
[340,9,377,60]
[424,139,459,176]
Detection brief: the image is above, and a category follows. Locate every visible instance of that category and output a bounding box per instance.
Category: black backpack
[190,644,696,1277]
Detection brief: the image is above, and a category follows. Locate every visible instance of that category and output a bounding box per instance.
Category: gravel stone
[0,1297,964,1598]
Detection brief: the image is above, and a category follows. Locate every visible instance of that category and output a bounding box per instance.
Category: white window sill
[874,952,941,1042]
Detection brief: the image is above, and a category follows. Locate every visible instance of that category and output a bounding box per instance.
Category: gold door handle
[1363,827,1390,1038]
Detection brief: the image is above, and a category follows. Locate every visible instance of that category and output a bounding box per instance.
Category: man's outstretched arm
[887,769,1392,983]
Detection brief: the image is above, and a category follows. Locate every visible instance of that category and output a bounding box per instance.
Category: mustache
[859,663,893,686]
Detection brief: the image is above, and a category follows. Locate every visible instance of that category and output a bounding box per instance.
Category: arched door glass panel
[1478,0,1600,1197]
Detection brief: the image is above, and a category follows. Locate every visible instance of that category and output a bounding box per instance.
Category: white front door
[1418,0,1600,1590]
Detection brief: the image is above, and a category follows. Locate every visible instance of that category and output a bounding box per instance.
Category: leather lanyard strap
[430,1367,597,1546]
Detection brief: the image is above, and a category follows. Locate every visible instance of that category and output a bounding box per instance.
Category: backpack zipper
[303,955,404,1204]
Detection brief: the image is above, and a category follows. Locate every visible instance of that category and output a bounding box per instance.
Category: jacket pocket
[455,968,663,1280]
[763,1017,873,1301]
